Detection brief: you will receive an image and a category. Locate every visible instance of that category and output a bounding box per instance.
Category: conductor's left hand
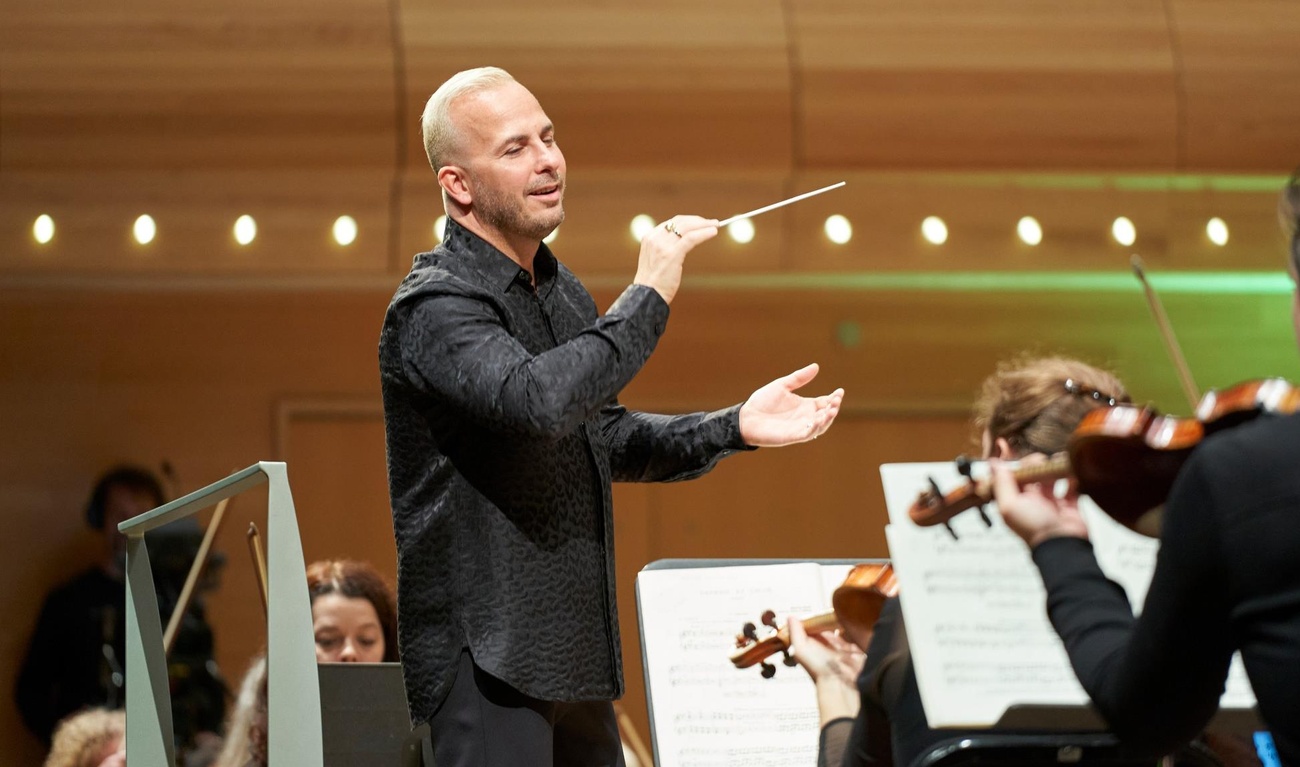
[739,363,844,447]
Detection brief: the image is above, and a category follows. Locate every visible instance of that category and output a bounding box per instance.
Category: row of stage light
[24,212,1234,249]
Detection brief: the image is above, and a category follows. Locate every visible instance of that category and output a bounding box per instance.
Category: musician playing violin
[993,172,1300,765]
[790,356,1129,767]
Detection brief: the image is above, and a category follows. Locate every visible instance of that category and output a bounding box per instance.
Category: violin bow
[246,522,269,617]
[613,702,654,767]
[162,496,230,656]
[1131,255,1201,410]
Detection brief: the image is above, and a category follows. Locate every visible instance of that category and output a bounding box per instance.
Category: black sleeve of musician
[1032,454,1234,756]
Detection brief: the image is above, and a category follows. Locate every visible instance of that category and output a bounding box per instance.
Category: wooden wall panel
[396,171,797,280]
[0,170,395,278]
[5,1,1300,759]
[4,169,1288,282]
[2,281,1297,758]
[281,413,396,573]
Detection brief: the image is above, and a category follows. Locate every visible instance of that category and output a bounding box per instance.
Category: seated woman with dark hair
[306,559,399,664]
[214,558,399,767]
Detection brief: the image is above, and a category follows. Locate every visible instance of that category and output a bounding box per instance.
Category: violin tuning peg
[760,661,776,679]
[943,521,959,541]
[741,622,758,642]
[761,609,778,629]
[927,477,944,506]
[781,649,798,668]
[955,454,974,480]
[976,504,993,527]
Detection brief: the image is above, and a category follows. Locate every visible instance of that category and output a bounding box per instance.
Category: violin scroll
[730,563,898,677]
[908,455,1010,537]
[731,609,836,677]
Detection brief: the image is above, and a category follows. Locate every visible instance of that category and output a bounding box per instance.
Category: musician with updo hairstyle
[792,355,1129,767]
[994,171,1300,764]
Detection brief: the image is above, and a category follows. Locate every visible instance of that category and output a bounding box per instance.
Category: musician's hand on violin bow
[787,616,864,727]
[990,456,1091,548]
[739,363,844,447]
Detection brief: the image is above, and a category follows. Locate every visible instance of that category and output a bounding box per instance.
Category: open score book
[880,460,1258,729]
[635,462,1259,767]
[637,560,858,767]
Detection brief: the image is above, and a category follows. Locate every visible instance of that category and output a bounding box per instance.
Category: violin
[910,378,1300,537]
[729,562,898,677]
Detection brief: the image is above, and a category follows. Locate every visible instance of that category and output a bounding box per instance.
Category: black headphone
[85,465,167,530]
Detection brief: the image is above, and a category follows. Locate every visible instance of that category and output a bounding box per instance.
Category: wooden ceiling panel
[792,0,1179,170]
[0,0,397,172]
[1170,0,1300,171]
[3,1,1298,284]
[399,1,793,171]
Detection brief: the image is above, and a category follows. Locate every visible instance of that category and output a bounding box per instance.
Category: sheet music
[637,562,852,767]
[880,461,1257,727]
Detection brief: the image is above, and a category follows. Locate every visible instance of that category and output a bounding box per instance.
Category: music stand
[119,462,321,767]
[318,662,430,767]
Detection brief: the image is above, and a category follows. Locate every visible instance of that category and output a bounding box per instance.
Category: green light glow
[671,271,1296,295]
[871,172,1288,193]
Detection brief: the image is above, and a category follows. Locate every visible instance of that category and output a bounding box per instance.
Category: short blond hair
[44,708,124,767]
[420,66,517,171]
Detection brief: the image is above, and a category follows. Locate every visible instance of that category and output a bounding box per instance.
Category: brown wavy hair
[973,356,1129,457]
[1281,167,1300,277]
[305,560,399,663]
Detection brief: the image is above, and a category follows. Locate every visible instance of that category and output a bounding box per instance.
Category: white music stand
[118,462,322,767]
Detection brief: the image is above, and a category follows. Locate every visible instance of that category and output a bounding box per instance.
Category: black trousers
[427,650,627,767]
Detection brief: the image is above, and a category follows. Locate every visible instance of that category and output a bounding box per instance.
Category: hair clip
[1064,378,1117,407]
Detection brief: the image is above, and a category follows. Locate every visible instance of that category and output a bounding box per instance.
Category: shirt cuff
[819,717,855,767]
[721,403,759,452]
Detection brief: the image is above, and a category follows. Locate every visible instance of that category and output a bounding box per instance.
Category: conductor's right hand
[633,215,718,304]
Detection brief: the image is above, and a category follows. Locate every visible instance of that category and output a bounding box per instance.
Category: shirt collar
[441,216,558,298]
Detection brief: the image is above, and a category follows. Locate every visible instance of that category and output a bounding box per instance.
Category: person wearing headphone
[14,466,227,754]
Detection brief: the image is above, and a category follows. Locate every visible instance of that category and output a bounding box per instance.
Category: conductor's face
[453,81,566,243]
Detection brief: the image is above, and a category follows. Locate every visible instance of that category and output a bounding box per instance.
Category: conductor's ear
[438,165,472,208]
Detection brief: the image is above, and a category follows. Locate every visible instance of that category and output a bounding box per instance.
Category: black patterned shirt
[379,217,750,724]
